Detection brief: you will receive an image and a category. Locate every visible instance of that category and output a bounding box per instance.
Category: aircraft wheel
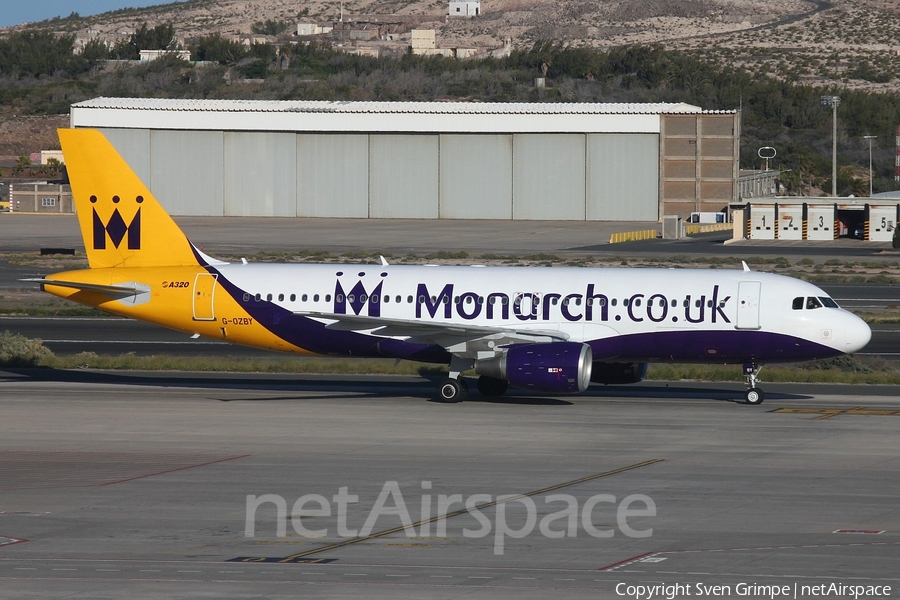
[745,388,764,405]
[477,376,509,397]
[436,378,466,403]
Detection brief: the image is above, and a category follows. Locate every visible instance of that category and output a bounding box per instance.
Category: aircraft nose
[843,312,872,354]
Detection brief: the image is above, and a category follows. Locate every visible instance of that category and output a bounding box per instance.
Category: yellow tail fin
[59,128,200,269]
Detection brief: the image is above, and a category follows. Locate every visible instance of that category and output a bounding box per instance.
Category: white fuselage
[204,263,871,364]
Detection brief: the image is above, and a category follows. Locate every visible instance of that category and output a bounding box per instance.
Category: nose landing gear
[743,362,764,405]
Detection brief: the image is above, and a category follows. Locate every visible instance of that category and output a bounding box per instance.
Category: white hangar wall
[73,99,727,221]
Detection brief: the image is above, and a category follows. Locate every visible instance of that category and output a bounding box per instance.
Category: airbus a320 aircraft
[27,129,871,404]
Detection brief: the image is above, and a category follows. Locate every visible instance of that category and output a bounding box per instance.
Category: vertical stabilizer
[58,128,200,268]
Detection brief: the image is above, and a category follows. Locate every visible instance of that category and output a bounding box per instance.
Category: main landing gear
[434,356,473,403]
[743,362,764,405]
[434,357,512,402]
[435,375,510,402]
[437,377,467,403]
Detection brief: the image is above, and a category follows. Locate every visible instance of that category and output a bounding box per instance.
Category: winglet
[742,261,751,272]
[380,255,390,266]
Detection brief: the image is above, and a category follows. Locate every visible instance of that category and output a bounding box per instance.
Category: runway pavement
[1,212,897,258]
[0,371,898,598]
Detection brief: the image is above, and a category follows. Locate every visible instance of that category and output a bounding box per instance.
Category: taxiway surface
[1,371,898,598]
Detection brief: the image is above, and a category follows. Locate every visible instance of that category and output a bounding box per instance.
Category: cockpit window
[819,296,839,308]
[806,297,823,309]
[792,297,803,310]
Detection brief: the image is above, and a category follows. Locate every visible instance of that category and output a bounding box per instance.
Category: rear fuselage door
[736,281,761,330]
[193,273,218,321]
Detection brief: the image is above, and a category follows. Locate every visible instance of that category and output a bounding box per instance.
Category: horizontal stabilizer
[21,278,150,303]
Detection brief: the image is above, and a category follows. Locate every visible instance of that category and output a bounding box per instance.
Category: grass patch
[44,352,446,376]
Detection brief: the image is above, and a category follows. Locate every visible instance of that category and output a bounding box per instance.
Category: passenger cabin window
[806,297,823,309]
[792,297,803,310]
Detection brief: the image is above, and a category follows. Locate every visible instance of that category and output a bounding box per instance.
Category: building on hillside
[449,0,481,16]
[40,150,64,165]
[139,49,191,62]
[297,23,333,36]
[410,29,436,51]
[410,29,479,58]
[69,97,740,221]
[332,22,380,41]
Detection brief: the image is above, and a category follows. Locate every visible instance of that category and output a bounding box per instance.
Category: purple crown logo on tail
[91,194,142,250]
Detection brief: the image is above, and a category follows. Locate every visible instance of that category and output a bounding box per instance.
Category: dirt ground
[0,115,67,158]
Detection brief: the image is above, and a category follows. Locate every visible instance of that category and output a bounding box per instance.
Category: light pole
[863,135,877,197]
[821,95,841,197]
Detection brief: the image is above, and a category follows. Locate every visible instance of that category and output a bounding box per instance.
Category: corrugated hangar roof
[71,97,726,134]
[74,97,707,114]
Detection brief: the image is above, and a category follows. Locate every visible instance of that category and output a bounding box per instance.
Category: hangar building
[70,97,740,220]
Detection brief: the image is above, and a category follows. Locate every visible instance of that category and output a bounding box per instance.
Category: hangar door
[586,134,659,221]
[440,134,513,219]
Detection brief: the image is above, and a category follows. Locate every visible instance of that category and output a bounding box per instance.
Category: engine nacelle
[475,342,593,393]
[590,362,648,385]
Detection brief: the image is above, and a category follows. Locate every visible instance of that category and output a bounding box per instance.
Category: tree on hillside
[251,20,290,36]
[0,30,87,77]
[111,23,177,60]
[80,37,110,64]
[192,34,247,65]
[238,42,276,78]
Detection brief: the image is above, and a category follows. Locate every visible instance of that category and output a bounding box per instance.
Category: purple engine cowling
[475,342,593,393]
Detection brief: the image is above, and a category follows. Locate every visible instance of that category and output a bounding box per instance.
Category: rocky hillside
[7,0,899,92]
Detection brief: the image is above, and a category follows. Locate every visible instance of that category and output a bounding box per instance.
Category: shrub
[0,331,53,367]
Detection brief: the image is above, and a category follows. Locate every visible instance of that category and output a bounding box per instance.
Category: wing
[298,311,569,358]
